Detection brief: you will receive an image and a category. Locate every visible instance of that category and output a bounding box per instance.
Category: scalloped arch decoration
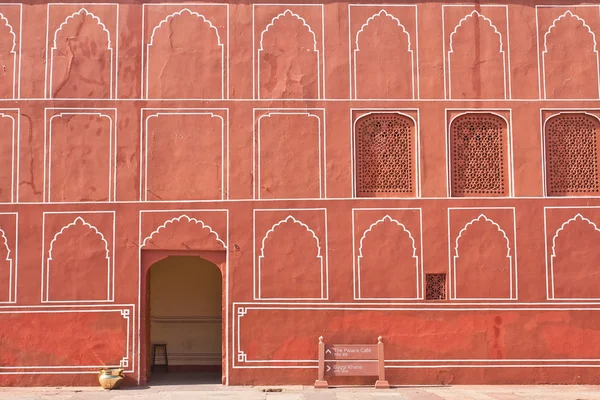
[542,10,600,99]
[549,213,600,299]
[142,215,227,250]
[357,215,420,299]
[452,214,515,300]
[257,215,325,299]
[53,8,111,49]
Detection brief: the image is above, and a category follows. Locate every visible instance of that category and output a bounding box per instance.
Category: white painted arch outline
[45,216,112,302]
[541,111,600,197]
[353,9,414,99]
[141,214,227,250]
[45,110,116,203]
[137,208,228,384]
[0,112,18,203]
[254,109,325,200]
[448,10,507,100]
[357,215,420,300]
[550,213,600,300]
[452,214,515,300]
[145,8,224,99]
[48,8,114,99]
[0,12,17,99]
[257,215,325,300]
[0,225,14,304]
[446,111,514,198]
[257,8,322,99]
[142,110,227,201]
[351,110,420,198]
[541,10,600,100]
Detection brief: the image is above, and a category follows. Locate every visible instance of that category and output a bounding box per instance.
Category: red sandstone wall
[0,0,599,387]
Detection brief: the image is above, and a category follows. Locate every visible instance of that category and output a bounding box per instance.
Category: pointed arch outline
[541,10,600,99]
[257,215,325,300]
[45,216,112,302]
[257,9,321,99]
[356,215,421,300]
[0,12,17,99]
[541,111,600,196]
[447,10,507,99]
[145,8,224,99]
[549,213,600,299]
[141,214,227,250]
[451,213,515,300]
[353,9,415,99]
[48,8,114,99]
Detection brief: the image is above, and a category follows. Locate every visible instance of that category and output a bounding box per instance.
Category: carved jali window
[450,113,509,197]
[545,113,600,196]
[355,113,415,197]
[425,273,446,300]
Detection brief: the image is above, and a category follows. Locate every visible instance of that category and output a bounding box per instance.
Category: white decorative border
[350,108,421,198]
[536,5,600,100]
[0,109,20,203]
[45,3,119,99]
[253,4,325,100]
[445,109,514,198]
[253,108,326,200]
[233,303,600,368]
[544,206,600,300]
[442,5,511,100]
[0,305,134,374]
[352,208,423,300]
[540,109,600,197]
[141,214,226,249]
[43,108,117,203]
[141,4,229,100]
[0,212,17,304]
[0,4,21,99]
[447,207,518,301]
[348,4,419,100]
[41,211,116,303]
[253,208,328,300]
[140,108,229,201]
[137,209,229,384]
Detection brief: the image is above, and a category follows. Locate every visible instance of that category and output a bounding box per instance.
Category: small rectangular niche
[425,273,446,300]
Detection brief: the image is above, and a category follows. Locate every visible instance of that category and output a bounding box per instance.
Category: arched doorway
[141,250,226,385]
[147,256,222,384]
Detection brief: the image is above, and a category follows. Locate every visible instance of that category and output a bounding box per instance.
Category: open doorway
[147,255,222,385]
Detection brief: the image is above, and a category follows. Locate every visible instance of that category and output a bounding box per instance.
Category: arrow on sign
[326,365,331,372]
[326,349,332,354]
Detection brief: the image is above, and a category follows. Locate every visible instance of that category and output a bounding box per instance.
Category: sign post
[314,336,390,389]
[314,336,328,388]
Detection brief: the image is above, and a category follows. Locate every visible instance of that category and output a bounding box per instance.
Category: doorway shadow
[149,371,222,386]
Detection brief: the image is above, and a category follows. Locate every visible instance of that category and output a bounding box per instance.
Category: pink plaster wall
[0,0,599,388]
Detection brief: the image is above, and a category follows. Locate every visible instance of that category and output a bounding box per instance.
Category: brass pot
[98,368,124,390]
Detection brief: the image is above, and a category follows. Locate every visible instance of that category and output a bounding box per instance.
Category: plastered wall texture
[0,0,599,387]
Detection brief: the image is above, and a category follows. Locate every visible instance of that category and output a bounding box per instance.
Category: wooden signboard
[314,336,389,389]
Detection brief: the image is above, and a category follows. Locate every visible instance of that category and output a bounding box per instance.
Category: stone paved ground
[0,385,599,400]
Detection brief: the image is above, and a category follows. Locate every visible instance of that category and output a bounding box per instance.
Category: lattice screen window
[355,113,415,197]
[450,113,508,197]
[425,274,446,300]
[545,113,600,196]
